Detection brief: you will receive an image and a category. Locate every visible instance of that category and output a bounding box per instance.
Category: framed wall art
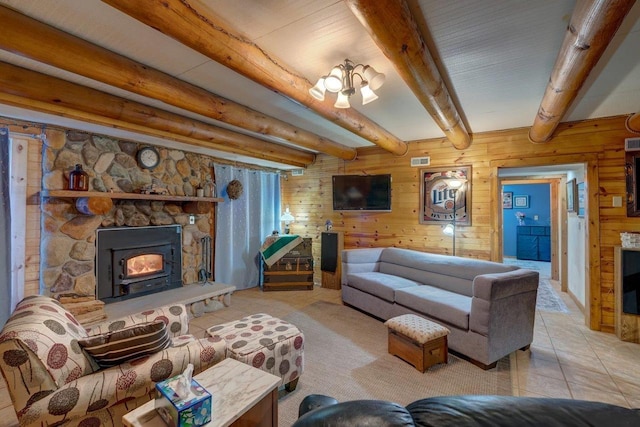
[419,166,471,225]
[567,178,577,212]
[577,182,585,217]
[514,195,529,209]
[503,191,513,209]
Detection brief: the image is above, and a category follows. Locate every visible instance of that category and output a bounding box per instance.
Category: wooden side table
[123,358,280,427]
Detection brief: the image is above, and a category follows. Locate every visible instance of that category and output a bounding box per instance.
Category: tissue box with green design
[155,375,211,427]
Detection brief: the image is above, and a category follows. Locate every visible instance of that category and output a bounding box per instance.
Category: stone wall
[41,130,215,299]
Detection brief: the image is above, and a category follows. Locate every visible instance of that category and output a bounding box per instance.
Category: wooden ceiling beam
[0,61,315,168]
[345,0,471,150]
[101,0,408,157]
[626,112,640,133]
[529,0,635,143]
[0,5,354,161]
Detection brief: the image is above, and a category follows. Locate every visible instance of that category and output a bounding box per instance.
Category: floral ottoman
[206,313,304,391]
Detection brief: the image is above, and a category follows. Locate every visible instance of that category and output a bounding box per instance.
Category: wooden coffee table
[122,358,280,427]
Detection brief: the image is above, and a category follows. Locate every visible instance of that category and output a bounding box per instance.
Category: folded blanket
[261,235,303,267]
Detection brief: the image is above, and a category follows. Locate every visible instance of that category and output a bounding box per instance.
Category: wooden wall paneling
[10,136,28,304]
[25,136,42,297]
[282,116,637,333]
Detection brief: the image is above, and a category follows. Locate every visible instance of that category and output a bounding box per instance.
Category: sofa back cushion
[379,248,518,297]
[341,248,384,284]
[0,295,96,387]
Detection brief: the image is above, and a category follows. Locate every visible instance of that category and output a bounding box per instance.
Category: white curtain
[214,164,280,289]
[0,128,11,325]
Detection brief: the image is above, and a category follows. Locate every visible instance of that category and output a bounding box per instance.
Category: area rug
[537,277,569,313]
[279,301,512,427]
[503,258,568,313]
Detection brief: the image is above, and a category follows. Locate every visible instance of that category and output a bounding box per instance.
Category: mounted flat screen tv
[332,174,392,211]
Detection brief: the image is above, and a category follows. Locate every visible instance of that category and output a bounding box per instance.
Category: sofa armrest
[85,303,190,337]
[17,337,226,427]
[472,269,539,301]
[470,269,539,341]
[341,248,384,285]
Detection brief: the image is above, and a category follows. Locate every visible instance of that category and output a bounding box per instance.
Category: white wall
[567,168,587,308]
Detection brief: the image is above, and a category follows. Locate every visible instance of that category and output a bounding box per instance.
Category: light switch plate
[613,196,623,207]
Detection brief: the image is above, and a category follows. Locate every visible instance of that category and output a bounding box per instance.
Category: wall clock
[136,146,160,170]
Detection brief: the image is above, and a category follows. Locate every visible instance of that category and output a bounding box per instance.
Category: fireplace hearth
[96,225,183,303]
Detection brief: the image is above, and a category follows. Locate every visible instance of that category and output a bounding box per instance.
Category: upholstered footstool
[385,314,450,372]
[207,313,304,391]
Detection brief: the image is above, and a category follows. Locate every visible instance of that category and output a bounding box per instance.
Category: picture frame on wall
[419,166,471,225]
[503,191,513,209]
[577,182,585,217]
[514,195,529,209]
[567,178,577,212]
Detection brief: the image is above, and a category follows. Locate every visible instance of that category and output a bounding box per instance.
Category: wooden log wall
[281,115,640,333]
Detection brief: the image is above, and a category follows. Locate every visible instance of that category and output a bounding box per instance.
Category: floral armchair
[0,295,225,426]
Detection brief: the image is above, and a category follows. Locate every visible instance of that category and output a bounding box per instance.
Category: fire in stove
[126,254,164,278]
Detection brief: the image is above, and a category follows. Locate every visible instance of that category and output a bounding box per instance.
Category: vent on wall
[625,137,640,151]
[291,169,304,176]
[410,156,431,167]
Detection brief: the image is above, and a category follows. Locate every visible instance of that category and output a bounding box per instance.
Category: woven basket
[227,179,243,200]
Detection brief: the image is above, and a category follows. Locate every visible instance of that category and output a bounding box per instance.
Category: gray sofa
[341,247,539,369]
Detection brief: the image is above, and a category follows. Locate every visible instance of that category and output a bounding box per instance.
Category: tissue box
[155,376,212,427]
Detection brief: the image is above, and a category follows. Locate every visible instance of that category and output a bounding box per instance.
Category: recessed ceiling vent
[410,156,431,167]
[625,137,640,152]
[291,169,304,176]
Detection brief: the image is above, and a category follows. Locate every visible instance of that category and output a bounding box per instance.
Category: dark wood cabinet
[516,226,550,262]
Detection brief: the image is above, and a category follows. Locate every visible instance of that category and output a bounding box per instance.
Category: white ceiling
[0,0,639,169]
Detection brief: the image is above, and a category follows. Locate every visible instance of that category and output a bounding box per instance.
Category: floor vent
[410,156,431,167]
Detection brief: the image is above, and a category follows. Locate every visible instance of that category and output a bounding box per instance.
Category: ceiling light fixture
[309,59,385,109]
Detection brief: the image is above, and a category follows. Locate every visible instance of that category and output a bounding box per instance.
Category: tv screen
[332,174,392,211]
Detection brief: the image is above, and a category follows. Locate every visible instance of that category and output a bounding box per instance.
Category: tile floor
[2,276,639,426]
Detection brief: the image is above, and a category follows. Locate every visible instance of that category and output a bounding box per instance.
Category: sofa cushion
[379,248,517,296]
[79,320,171,368]
[395,286,472,330]
[347,272,422,302]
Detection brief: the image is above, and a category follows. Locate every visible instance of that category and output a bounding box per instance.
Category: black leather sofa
[292,394,640,427]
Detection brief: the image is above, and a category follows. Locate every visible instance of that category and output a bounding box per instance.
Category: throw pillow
[79,320,170,368]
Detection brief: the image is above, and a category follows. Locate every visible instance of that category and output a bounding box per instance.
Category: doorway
[490,157,594,327]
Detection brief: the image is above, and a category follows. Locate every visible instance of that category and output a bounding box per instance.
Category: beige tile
[555,350,608,375]
[550,335,595,357]
[516,371,572,398]
[567,381,631,408]
[530,333,554,350]
[515,352,563,380]
[517,389,555,398]
[613,377,640,408]
[561,365,620,393]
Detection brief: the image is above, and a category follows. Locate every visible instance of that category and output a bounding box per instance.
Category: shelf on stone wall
[41,190,224,203]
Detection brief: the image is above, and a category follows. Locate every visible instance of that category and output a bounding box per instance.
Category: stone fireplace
[40,131,215,303]
[96,225,182,303]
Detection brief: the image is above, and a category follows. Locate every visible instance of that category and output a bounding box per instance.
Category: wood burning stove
[96,225,182,303]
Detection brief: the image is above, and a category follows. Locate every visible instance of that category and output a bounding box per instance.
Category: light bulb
[360,83,378,105]
[442,223,455,236]
[334,91,351,109]
[309,78,326,101]
[324,67,344,92]
[363,65,385,90]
